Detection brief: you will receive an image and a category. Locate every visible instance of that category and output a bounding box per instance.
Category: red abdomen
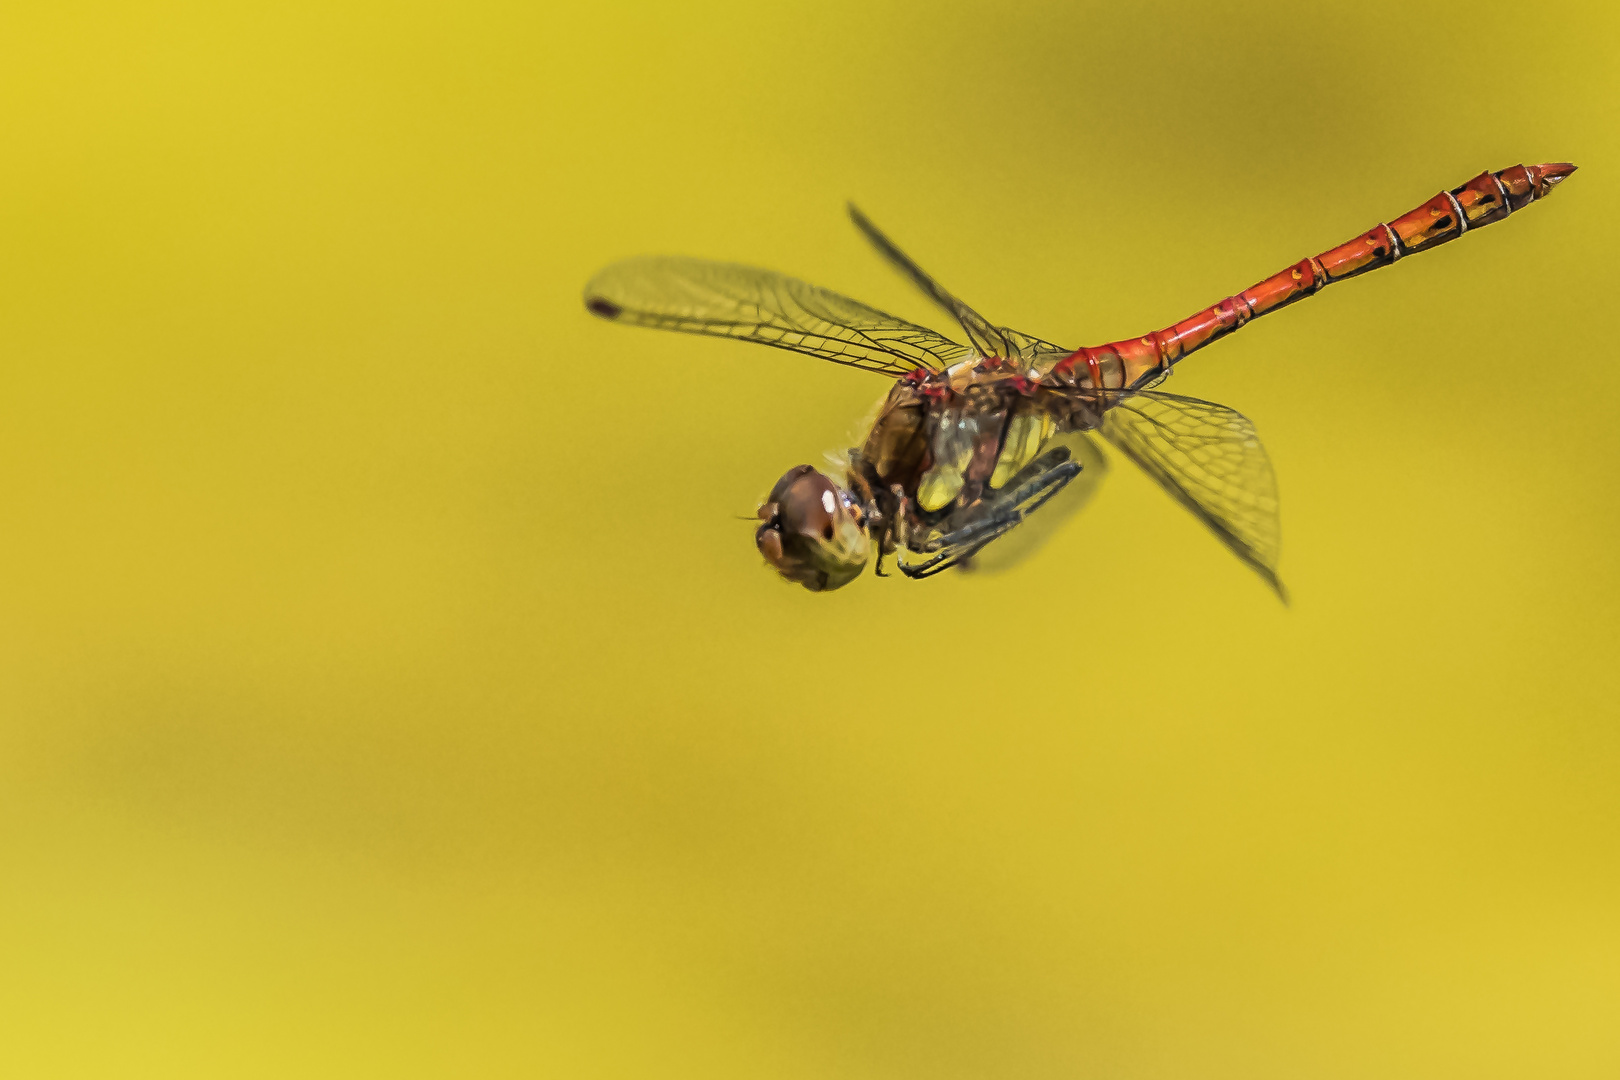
[1047,162,1576,391]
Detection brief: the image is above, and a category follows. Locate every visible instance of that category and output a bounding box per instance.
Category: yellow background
[3,1,1617,1075]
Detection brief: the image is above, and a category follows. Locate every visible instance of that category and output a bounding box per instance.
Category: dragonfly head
[755,465,870,591]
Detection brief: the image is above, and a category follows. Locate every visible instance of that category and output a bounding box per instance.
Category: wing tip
[846,201,875,236]
[584,294,623,320]
[1264,571,1290,607]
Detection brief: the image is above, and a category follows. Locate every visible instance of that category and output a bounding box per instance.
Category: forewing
[847,205,1020,361]
[1100,391,1284,597]
[998,326,1067,358]
[846,206,1071,362]
[585,256,970,376]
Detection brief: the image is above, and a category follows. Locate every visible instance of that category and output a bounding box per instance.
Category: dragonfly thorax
[862,378,1076,519]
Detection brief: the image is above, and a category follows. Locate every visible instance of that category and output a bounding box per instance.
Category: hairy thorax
[853,362,1105,530]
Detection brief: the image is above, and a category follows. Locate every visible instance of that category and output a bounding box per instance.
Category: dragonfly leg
[889,485,914,551]
[897,457,1081,579]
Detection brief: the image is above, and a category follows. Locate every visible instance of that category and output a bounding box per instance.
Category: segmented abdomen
[1049,162,1576,391]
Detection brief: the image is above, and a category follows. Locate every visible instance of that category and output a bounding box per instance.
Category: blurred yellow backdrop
[2,0,1617,1076]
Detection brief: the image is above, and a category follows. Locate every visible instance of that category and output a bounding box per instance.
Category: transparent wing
[849,205,1065,362]
[584,256,970,377]
[846,204,1008,359]
[997,326,1068,358]
[1100,391,1285,598]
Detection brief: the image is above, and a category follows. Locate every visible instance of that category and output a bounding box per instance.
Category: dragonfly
[585,162,1575,597]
